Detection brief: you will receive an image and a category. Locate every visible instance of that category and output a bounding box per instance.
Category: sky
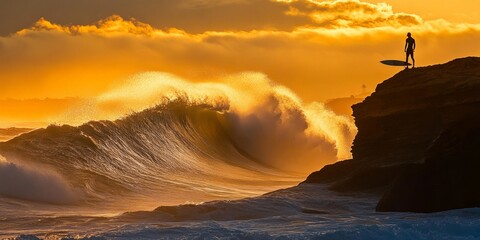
[1,0,480,127]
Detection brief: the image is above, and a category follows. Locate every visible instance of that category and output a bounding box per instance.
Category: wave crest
[0,72,356,207]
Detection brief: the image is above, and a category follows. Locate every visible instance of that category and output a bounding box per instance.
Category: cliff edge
[304,57,480,212]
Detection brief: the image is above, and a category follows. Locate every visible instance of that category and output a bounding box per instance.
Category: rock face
[376,119,480,212]
[304,57,480,212]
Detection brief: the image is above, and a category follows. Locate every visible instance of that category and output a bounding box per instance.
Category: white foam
[0,157,78,204]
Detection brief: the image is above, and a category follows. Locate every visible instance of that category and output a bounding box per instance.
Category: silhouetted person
[405,32,415,68]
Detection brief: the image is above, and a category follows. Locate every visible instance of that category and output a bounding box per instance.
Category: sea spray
[58,72,357,169]
[0,155,79,204]
[0,72,356,210]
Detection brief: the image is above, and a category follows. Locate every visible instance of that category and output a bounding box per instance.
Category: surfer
[404,32,415,68]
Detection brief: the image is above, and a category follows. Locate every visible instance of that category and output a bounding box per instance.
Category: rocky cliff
[304,57,480,212]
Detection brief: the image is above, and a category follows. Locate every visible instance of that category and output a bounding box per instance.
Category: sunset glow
[1,0,480,127]
[1,1,480,238]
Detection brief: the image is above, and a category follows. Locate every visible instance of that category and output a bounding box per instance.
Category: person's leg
[406,52,409,68]
[411,52,415,68]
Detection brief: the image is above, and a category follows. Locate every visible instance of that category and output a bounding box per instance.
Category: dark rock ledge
[303,57,480,213]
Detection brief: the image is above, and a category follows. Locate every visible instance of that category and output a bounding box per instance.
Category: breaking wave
[0,156,78,204]
[0,72,356,210]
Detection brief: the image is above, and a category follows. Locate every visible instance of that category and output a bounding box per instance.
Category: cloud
[281,0,423,28]
[17,15,157,36]
[1,1,480,127]
[14,5,480,38]
[0,0,310,36]
[271,0,480,36]
[1,0,479,36]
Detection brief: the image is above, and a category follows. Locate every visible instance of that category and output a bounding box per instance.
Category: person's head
[407,32,412,37]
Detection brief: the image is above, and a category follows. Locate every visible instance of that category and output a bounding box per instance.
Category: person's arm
[404,40,408,52]
[413,39,416,51]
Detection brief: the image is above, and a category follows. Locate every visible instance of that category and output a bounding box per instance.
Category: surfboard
[380,60,412,66]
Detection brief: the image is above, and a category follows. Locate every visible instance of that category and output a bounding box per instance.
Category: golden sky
[1,0,480,127]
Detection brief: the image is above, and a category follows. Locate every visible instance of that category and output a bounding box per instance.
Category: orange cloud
[0,0,311,36]
[1,1,480,128]
[16,15,167,37]
[15,5,480,39]
[281,0,423,28]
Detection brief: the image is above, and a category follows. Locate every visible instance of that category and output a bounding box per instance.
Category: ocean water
[0,79,478,239]
[3,184,480,239]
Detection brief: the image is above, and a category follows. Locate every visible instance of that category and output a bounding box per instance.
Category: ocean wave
[4,184,480,239]
[0,72,356,208]
[0,156,78,204]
